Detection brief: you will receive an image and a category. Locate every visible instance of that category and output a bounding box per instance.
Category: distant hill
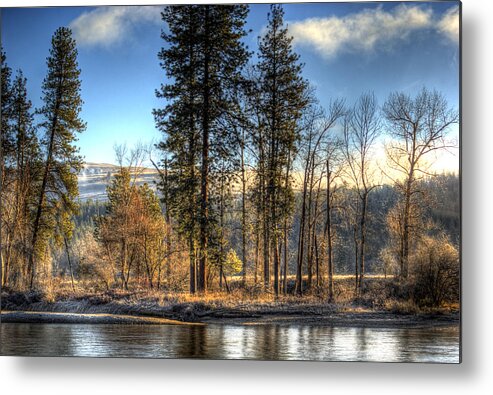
[78,162,160,201]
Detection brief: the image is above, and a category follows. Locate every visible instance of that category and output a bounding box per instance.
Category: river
[0,323,459,362]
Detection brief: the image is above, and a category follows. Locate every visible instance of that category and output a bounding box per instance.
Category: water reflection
[0,323,459,363]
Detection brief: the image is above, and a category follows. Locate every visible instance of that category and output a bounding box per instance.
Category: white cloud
[288,5,458,59]
[69,6,162,48]
[438,6,459,43]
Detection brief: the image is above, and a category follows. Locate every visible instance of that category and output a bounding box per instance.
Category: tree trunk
[254,222,259,285]
[63,235,75,291]
[219,174,225,291]
[273,236,279,297]
[353,225,359,295]
[2,231,12,287]
[358,192,368,292]
[157,262,162,290]
[189,236,196,294]
[28,107,59,289]
[306,161,315,290]
[314,233,320,288]
[222,271,230,294]
[263,179,270,289]
[121,238,127,290]
[271,174,279,297]
[296,159,309,296]
[163,159,172,285]
[282,216,288,295]
[312,170,322,289]
[401,173,413,280]
[326,165,334,303]
[240,128,247,286]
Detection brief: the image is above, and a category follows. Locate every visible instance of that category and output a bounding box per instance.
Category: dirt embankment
[0,290,459,328]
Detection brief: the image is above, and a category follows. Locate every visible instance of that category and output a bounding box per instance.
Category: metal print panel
[0,1,461,362]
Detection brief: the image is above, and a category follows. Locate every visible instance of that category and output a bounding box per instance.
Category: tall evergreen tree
[28,27,85,289]
[155,4,250,293]
[196,4,250,293]
[4,71,41,287]
[1,49,14,166]
[155,5,202,294]
[1,49,14,286]
[255,4,309,296]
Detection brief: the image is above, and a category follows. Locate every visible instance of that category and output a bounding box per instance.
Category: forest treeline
[1,5,459,308]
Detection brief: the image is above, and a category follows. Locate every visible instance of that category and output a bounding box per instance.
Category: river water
[0,323,459,363]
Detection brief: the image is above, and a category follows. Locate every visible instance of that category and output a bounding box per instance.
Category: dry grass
[1,274,458,320]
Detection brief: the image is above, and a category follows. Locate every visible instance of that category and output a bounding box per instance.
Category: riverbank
[0,310,199,325]
[1,289,459,328]
[0,309,459,328]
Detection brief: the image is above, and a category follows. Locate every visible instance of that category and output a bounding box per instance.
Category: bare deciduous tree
[383,88,458,279]
[343,92,381,294]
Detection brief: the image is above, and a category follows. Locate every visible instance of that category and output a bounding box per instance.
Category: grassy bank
[1,276,459,327]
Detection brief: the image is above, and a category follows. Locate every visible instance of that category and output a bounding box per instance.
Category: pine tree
[1,50,14,286]
[255,4,309,296]
[155,5,202,294]
[155,5,250,293]
[1,49,14,161]
[28,27,85,289]
[4,71,42,287]
[1,53,43,288]
[11,70,40,194]
[196,4,250,293]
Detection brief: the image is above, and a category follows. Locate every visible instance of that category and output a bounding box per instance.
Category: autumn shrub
[410,234,459,307]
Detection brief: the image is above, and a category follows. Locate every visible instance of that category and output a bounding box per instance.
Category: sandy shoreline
[0,309,459,328]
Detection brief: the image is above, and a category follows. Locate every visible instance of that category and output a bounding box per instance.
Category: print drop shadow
[12,3,478,380]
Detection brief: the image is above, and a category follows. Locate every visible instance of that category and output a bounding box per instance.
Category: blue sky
[1,2,459,168]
